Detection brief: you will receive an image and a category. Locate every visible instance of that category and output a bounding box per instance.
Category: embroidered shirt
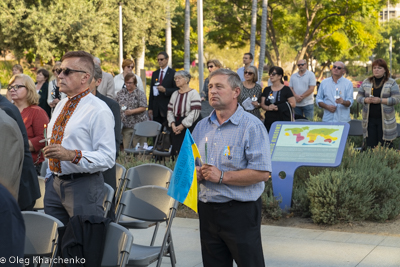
[192,105,272,203]
[116,87,148,129]
[167,89,201,128]
[47,89,116,174]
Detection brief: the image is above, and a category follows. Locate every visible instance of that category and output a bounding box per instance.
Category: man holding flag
[192,69,272,267]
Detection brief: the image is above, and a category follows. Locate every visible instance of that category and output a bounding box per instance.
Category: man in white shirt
[93,57,116,99]
[289,59,317,120]
[237,53,253,82]
[43,51,116,225]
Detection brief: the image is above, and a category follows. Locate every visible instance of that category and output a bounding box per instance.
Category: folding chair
[115,163,127,208]
[348,119,363,151]
[118,186,178,267]
[124,121,162,155]
[22,211,64,267]
[33,176,46,212]
[101,222,134,267]
[348,119,363,136]
[116,164,172,245]
[103,183,115,218]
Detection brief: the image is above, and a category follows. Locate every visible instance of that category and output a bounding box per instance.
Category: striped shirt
[192,105,272,203]
[167,89,201,128]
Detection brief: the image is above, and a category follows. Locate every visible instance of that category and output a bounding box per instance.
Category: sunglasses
[126,66,134,69]
[207,65,215,69]
[55,68,87,76]
[333,65,343,70]
[157,58,166,61]
[297,63,305,67]
[270,72,278,77]
[7,85,26,91]
[244,71,254,75]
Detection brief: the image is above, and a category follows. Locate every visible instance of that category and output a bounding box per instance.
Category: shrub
[261,180,282,220]
[307,145,400,224]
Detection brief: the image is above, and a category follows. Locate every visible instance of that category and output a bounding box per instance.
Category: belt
[54,172,99,180]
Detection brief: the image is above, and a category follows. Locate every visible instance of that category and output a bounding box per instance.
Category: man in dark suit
[89,64,121,190]
[148,51,179,126]
[0,94,41,210]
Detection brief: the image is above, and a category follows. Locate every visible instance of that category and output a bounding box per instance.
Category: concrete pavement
[131,217,400,267]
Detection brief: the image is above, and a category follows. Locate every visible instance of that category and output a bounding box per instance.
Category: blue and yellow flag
[167,130,200,213]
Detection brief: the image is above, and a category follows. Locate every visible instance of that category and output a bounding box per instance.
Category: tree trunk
[136,37,145,76]
[250,0,258,65]
[165,0,172,67]
[258,0,268,82]
[184,0,190,72]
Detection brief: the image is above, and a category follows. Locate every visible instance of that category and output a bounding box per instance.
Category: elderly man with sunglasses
[316,61,354,122]
[43,51,115,225]
[289,59,316,120]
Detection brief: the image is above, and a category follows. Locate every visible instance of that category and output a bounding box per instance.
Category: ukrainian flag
[167,130,200,213]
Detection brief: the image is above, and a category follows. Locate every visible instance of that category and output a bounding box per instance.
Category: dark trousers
[198,198,265,267]
[366,117,392,148]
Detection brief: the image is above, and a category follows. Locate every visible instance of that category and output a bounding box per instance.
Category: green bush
[261,180,282,220]
[306,144,400,224]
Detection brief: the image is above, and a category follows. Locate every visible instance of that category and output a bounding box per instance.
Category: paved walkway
[131,217,400,267]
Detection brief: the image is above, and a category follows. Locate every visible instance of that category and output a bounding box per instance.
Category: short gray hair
[175,70,191,84]
[245,65,258,83]
[93,57,101,65]
[93,64,103,80]
[208,69,241,90]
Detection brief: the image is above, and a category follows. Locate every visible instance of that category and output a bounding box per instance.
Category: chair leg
[150,222,160,246]
[168,234,177,265]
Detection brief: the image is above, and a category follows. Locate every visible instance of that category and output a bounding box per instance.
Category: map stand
[268,121,349,210]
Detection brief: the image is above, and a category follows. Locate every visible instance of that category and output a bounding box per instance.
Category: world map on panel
[284,127,339,145]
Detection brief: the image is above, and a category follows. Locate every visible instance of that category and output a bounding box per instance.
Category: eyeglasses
[174,77,183,81]
[126,66,134,69]
[207,65,215,69]
[55,68,87,76]
[125,82,134,85]
[297,63,305,67]
[244,71,254,75]
[333,65,343,70]
[157,58,166,61]
[7,85,26,91]
[270,72,278,77]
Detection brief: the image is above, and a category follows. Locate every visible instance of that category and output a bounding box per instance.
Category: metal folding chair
[101,222,134,267]
[103,183,115,218]
[115,163,127,208]
[116,164,172,245]
[33,176,46,211]
[124,121,162,155]
[22,211,64,267]
[119,186,178,267]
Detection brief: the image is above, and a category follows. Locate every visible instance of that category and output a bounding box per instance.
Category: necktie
[159,70,164,84]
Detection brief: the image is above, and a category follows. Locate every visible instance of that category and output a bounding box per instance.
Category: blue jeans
[294,104,314,120]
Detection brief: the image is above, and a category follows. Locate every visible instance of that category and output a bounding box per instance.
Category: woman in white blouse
[113,59,144,94]
[167,70,201,156]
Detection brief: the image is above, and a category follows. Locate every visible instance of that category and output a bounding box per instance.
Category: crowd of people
[2,48,400,266]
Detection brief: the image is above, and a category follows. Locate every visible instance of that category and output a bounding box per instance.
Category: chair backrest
[348,119,363,136]
[397,123,400,137]
[115,163,126,189]
[124,164,172,191]
[133,121,162,138]
[103,183,115,217]
[33,176,46,210]
[117,186,177,223]
[22,211,64,257]
[40,160,48,177]
[101,222,133,267]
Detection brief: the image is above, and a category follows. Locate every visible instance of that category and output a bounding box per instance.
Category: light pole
[197,0,204,91]
[119,2,123,73]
